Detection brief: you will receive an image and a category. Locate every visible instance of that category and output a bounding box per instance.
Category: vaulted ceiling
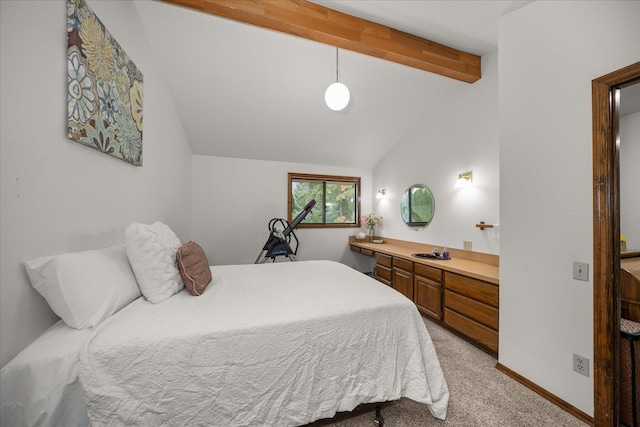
[136,0,533,169]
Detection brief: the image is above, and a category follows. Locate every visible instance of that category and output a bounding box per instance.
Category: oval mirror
[400,184,435,230]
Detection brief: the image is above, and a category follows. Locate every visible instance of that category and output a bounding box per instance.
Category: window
[288,173,361,228]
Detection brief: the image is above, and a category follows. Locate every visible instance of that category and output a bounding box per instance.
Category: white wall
[372,53,500,255]
[0,0,192,367]
[620,111,640,250]
[499,0,640,416]
[191,155,374,272]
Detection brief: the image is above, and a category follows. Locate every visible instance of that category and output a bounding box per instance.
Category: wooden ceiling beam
[159,0,481,83]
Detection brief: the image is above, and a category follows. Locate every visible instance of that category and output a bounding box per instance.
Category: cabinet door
[415,276,442,320]
[392,268,413,300]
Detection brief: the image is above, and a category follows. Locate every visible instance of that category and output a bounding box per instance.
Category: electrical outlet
[573,354,589,377]
[463,241,472,251]
[572,262,589,281]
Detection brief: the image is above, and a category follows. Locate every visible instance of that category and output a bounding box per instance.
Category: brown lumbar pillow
[176,241,212,296]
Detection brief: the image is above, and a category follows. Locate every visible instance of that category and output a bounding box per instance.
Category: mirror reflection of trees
[401,185,435,228]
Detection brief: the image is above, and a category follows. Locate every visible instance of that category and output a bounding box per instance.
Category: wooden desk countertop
[622,256,640,279]
[350,236,499,284]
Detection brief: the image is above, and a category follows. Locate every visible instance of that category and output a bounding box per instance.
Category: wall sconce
[455,171,473,188]
[376,188,387,199]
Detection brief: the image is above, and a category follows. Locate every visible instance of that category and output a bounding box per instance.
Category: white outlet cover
[573,353,589,377]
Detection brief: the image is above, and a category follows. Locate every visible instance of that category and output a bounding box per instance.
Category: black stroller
[254,200,316,263]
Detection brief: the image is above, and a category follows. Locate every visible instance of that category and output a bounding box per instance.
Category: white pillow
[25,245,141,329]
[125,222,183,304]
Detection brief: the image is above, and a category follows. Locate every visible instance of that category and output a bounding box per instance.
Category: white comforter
[80,260,449,426]
[1,320,92,427]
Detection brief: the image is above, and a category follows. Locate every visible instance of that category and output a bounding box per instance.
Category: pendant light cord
[336,47,339,83]
[325,46,350,111]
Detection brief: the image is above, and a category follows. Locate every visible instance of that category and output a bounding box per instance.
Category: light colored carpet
[306,317,588,426]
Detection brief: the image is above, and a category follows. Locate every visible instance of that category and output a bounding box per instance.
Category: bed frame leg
[373,405,384,427]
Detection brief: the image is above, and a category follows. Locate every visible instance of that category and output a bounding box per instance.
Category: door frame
[592,61,640,426]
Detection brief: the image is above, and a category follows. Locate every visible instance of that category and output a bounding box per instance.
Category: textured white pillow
[25,245,141,329]
[125,222,183,304]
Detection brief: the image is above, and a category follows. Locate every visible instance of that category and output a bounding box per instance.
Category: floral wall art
[67,0,143,166]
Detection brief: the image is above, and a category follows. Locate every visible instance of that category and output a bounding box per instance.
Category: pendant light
[325,47,350,111]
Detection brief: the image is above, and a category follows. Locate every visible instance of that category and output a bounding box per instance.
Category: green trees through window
[288,173,361,228]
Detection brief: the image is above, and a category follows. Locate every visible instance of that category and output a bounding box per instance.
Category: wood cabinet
[444,272,499,355]
[375,252,392,286]
[414,263,443,320]
[392,257,414,300]
[349,237,499,355]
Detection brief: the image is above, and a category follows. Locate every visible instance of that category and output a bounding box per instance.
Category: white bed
[4,229,448,426]
[0,320,93,427]
[80,260,449,426]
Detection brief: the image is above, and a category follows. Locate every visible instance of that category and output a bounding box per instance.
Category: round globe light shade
[325,82,350,111]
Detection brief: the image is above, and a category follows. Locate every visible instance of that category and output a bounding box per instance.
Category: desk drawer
[376,265,392,282]
[376,252,392,268]
[415,263,442,282]
[360,248,374,257]
[444,272,498,308]
[393,257,413,272]
[445,290,498,330]
[445,308,498,354]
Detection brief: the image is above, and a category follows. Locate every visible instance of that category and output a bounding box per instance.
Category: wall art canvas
[67,0,143,166]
